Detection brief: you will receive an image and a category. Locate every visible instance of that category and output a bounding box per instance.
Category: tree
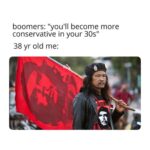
[51,57,94,75]
[111,57,141,88]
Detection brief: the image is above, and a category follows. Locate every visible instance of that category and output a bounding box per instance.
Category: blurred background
[9,57,141,130]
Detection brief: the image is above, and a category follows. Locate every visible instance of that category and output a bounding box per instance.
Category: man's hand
[115,100,127,113]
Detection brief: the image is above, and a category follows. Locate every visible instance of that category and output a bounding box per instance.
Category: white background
[0,0,150,150]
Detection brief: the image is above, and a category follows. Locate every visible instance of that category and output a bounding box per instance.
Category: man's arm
[73,93,86,129]
[112,108,124,124]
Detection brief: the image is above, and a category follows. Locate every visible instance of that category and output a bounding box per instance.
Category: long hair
[80,75,110,104]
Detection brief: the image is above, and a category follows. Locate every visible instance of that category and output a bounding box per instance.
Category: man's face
[99,111,108,126]
[91,71,107,89]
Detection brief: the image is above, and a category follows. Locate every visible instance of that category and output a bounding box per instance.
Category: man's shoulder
[74,92,87,99]
[73,92,88,106]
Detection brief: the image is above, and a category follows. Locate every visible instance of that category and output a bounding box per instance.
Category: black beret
[85,63,107,77]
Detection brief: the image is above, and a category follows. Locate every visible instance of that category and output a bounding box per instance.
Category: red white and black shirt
[93,95,113,129]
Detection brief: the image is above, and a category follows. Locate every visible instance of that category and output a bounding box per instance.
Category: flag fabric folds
[15,57,83,129]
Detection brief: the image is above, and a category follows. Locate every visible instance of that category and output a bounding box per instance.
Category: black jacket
[73,92,123,129]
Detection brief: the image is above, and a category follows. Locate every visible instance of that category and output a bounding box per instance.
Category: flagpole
[48,57,83,79]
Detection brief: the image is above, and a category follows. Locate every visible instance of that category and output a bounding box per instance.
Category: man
[73,63,126,129]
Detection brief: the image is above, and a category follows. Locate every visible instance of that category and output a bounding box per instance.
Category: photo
[9,57,141,130]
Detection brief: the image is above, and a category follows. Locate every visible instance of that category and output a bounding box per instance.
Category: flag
[15,57,83,129]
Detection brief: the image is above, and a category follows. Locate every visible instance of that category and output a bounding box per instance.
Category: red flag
[15,57,83,129]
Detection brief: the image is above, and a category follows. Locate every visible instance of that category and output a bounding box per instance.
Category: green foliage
[111,57,141,87]
[51,57,94,75]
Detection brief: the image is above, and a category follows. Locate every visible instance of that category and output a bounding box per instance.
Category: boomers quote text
[12,23,119,50]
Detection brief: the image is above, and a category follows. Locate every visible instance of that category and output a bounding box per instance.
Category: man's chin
[97,85,105,89]
[92,85,105,90]
[101,122,107,126]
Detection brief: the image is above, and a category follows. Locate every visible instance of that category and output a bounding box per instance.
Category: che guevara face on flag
[15,57,82,129]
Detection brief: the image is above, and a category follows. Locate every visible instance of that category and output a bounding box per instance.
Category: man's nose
[103,116,106,120]
[99,76,105,81]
